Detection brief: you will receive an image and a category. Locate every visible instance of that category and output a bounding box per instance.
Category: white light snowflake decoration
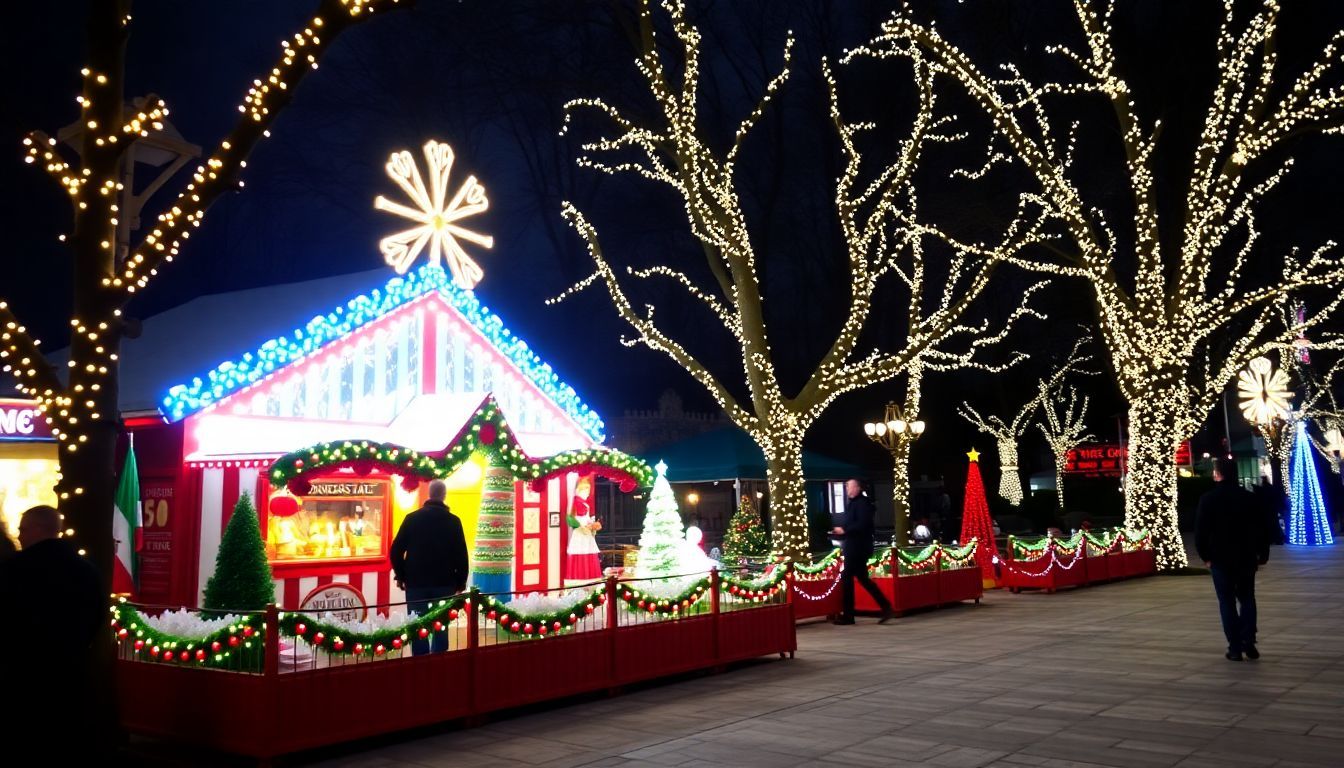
[374,139,493,289]
[1237,356,1292,426]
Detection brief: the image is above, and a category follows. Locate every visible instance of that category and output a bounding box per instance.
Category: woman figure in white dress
[565,476,603,583]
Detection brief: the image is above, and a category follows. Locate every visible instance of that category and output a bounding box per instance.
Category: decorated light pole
[1237,356,1293,490]
[864,402,925,545]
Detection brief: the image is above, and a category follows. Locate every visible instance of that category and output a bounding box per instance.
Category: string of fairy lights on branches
[856,0,1344,568]
[1,0,412,548]
[552,0,1051,559]
[958,338,1093,506]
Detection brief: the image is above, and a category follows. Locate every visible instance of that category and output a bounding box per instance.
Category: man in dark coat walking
[391,479,469,654]
[1195,458,1270,661]
[832,478,894,625]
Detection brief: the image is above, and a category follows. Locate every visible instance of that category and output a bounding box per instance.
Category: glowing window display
[267,479,388,564]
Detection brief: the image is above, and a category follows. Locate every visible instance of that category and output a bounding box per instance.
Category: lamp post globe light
[864,402,926,545]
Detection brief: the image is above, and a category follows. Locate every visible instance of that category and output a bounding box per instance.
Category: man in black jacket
[0,506,104,755]
[390,479,468,654]
[1195,458,1270,661]
[832,479,894,625]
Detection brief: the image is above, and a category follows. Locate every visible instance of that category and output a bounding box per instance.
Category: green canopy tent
[635,427,862,550]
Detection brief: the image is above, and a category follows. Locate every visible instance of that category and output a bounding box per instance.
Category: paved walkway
[146,543,1344,767]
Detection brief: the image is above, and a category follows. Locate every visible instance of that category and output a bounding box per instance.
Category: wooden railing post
[263,604,279,678]
[605,575,619,689]
[710,568,721,663]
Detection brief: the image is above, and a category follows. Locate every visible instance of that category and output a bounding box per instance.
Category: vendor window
[267,479,387,564]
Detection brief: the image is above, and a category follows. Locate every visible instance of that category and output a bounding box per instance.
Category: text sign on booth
[1065,440,1194,476]
[0,399,53,441]
[299,583,369,623]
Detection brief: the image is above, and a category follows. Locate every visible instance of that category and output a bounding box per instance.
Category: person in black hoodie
[831,478,894,625]
[1195,458,1270,661]
[390,480,468,654]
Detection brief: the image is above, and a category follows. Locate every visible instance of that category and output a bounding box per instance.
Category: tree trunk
[1123,400,1188,569]
[889,438,911,545]
[764,437,809,562]
[996,439,1022,505]
[1053,452,1066,512]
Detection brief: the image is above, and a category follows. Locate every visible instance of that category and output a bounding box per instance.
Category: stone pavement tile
[816,750,931,767]
[923,746,1011,767]
[1305,723,1344,739]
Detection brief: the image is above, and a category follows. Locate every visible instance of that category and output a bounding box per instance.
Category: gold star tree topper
[967,447,981,462]
[374,139,494,289]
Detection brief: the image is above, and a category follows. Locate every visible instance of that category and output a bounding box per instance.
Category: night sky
[4,1,1343,485]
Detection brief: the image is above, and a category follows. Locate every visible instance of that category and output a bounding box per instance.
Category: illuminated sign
[0,399,53,441]
[1065,441,1193,477]
[305,481,383,497]
[299,583,368,623]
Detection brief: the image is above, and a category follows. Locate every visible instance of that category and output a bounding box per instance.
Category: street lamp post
[864,403,926,545]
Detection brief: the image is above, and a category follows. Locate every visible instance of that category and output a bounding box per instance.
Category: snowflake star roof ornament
[1237,356,1292,426]
[374,139,494,289]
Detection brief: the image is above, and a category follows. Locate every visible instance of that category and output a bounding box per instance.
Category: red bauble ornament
[268,493,299,518]
[352,459,375,476]
[353,643,364,655]
[488,610,498,621]
[333,639,344,651]
[499,614,510,626]
[418,628,429,639]
[392,638,403,649]
[538,625,548,635]
[295,623,307,636]
[195,649,206,662]
[313,632,324,645]
[160,649,171,661]
[400,475,420,492]
[228,636,240,648]
[447,609,458,621]
[552,621,561,631]
[374,644,386,656]
[585,604,594,614]
[288,477,312,497]
[433,620,444,631]
[134,640,144,651]
[510,622,521,632]
[479,423,498,445]
[180,651,190,662]
[117,628,128,639]
[647,604,656,613]
[523,623,533,634]
[242,626,254,637]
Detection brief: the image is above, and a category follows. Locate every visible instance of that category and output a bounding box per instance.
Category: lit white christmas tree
[636,461,687,577]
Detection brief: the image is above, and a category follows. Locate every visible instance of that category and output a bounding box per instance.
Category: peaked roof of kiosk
[269,394,651,492]
[159,265,604,441]
[638,427,862,482]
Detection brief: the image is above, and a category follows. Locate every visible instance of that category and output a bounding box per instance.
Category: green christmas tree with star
[722,493,770,563]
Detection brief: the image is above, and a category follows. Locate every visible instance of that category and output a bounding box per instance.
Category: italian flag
[112,441,142,595]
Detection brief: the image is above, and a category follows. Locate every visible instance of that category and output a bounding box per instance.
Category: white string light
[859,0,1344,568]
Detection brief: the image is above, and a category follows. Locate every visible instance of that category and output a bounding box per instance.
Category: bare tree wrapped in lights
[1,0,412,591]
[958,339,1091,506]
[555,0,1050,560]
[860,1,1344,568]
[1038,384,1094,513]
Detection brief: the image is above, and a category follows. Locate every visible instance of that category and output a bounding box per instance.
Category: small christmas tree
[636,461,686,576]
[202,494,274,613]
[958,449,1000,580]
[722,493,770,562]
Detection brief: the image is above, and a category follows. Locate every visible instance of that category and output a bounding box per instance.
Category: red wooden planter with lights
[116,574,794,759]
[1002,543,1156,593]
[853,550,984,616]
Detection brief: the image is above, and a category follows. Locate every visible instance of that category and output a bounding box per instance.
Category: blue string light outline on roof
[159,264,605,441]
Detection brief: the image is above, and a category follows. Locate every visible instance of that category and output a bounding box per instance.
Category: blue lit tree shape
[1288,420,1335,547]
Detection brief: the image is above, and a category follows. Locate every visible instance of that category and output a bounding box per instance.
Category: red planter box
[118,575,794,759]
